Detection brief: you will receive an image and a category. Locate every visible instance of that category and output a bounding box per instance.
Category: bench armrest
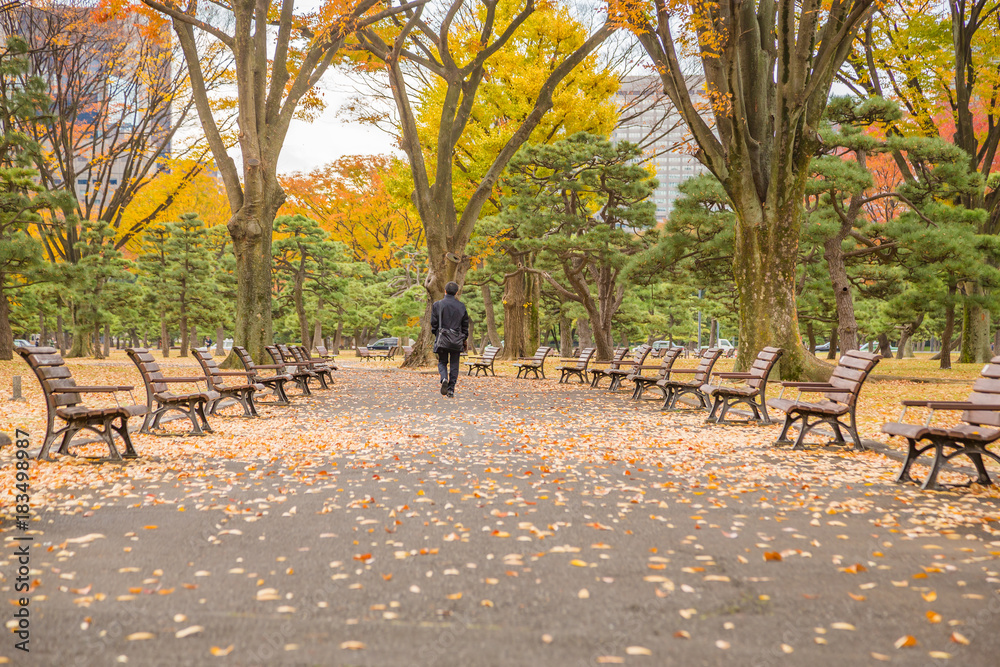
[251,363,284,369]
[667,368,700,374]
[781,382,836,390]
[52,385,134,393]
[157,377,208,383]
[635,364,666,370]
[715,372,753,379]
[214,371,254,376]
[905,401,1000,411]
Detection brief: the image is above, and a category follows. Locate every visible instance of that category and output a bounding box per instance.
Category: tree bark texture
[959,287,991,363]
[56,314,65,355]
[481,284,501,347]
[559,314,573,356]
[940,286,957,370]
[827,326,838,360]
[502,271,527,361]
[0,288,12,361]
[216,327,225,356]
[160,319,169,358]
[578,317,593,350]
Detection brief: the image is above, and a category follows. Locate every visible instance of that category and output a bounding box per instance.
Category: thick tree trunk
[312,319,323,352]
[333,321,343,354]
[940,286,957,370]
[733,200,830,380]
[805,321,815,354]
[481,284,501,347]
[93,323,104,360]
[0,288,12,361]
[560,314,573,356]
[216,327,225,356]
[501,271,527,360]
[160,319,169,358]
[993,326,1000,359]
[827,326,838,360]
[959,288,991,363]
[877,332,893,359]
[709,318,719,347]
[229,196,279,364]
[190,325,198,353]
[578,317,593,350]
[930,335,961,360]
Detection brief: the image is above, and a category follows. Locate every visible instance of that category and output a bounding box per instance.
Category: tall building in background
[611,76,710,221]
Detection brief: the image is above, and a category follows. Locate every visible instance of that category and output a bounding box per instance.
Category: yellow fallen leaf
[950,632,970,645]
[831,622,856,631]
[926,611,942,624]
[922,591,937,602]
[848,593,866,601]
[674,630,691,639]
[763,551,782,562]
[814,637,827,645]
[175,626,204,639]
[210,645,234,657]
[126,632,154,641]
[339,641,365,650]
[480,599,493,607]
[716,640,731,650]
[703,575,730,582]
[570,559,588,567]
[928,651,952,659]
[781,644,793,654]
[446,592,462,600]
[870,652,890,661]
[894,635,917,649]
[596,658,624,664]
[578,589,590,599]
[626,646,652,656]
[144,525,158,530]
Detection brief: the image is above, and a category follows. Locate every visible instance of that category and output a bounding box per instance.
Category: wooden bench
[555,348,596,384]
[883,356,1000,490]
[630,346,683,400]
[292,344,339,373]
[464,345,500,376]
[767,350,881,450]
[266,345,317,394]
[280,344,331,389]
[233,346,293,405]
[126,347,216,435]
[16,346,144,460]
[193,349,264,417]
[315,345,338,360]
[589,347,630,388]
[659,347,724,410]
[606,344,652,392]
[701,347,783,424]
[513,346,553,379]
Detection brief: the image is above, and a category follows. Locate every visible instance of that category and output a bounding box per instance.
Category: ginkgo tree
[354,0,616,365]
[623,0,877,379]
[136,0,426,362]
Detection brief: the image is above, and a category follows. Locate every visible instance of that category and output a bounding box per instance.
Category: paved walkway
[4,368,1000,665]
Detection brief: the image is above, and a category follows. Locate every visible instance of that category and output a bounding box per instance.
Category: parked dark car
[369,337,399,350]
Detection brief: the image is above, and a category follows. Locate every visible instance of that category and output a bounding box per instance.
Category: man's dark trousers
[438,349,461,390]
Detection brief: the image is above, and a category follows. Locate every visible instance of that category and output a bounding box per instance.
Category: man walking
[431,281,469,398]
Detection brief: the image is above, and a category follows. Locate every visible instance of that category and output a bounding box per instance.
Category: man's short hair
[445,281,459,295]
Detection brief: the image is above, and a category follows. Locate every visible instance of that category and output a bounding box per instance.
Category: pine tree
[162,213,223,357]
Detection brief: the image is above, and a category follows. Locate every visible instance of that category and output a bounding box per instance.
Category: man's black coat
[431,294,470,352]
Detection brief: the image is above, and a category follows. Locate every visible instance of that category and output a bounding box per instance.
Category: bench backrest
[625,345,653,378]
[289,346,308,363]
[655,346,684,378]
[962,356,1000,426]
[233,346,259,373]
[316,345,329,356]
[276,344,297,363]
[824,350,881,407]
[265,345,289,370]
[125,347,173,395]
[606,347,630,369]
[193,349,225,389]
[692,347,724,384]
[15,346,81,414]
[746,347,784,391]
[357,346,371,357]
[570,347,596,369]
[481,346,501,362]
[527,346,552,363]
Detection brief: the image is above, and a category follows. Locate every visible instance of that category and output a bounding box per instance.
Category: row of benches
[14,343,338,461]
[464,343,1000,491]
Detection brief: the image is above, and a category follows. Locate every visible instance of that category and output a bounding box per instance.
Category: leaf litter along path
[4,366,1000,666]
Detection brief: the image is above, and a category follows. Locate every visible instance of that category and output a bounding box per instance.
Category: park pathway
[5,367,1000,666]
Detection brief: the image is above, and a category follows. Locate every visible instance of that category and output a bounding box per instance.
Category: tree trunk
[92,322,103,360]
[229,196,279,364]
[160,319,170,358]
[481,284,501,347]
[190,325,198,353]
[526,271,540,353]
[312,319,323,352]
[39,310,47,349]
[896,313,923,360]
[823,233,859,353]
[733,200,831,380]
[0,287,12,361]
[560,314,573,356]
[930,335,961,360]
[57,314,66,356]
[827,326,838,360]
[333,321,343,354]
[179,307,189,357]
[877,332,893,359]
[501,270,527,360]
[100,322,110,358]
[959,287,991,363]
[68,304,92,357]
[993,325,1000,359]
[130,328,139,348]
[940,286,957,370]
[709,318,719,347]
[578,317,593,349]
